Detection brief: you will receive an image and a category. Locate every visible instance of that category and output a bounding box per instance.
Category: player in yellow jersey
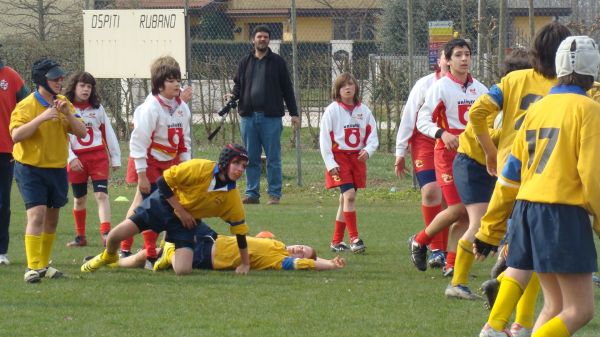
[107,222,346,272]
[477,36,600,337]
[82,144,252,276]
[10,58,86,283]
[469,22,571,337]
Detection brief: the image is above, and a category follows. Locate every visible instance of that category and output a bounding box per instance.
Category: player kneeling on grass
[82,144,252,275]
[474,36,600,337]
[109,222,346,272]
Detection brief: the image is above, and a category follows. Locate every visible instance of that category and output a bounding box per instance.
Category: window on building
[248,23,283,40]
[332,15,375,40]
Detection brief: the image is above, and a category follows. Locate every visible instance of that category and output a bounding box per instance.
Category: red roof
[116,0,212,9]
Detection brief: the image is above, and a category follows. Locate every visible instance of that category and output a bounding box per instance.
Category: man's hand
[180,86,193,103]
[395,156,409,178]
[39,107,59,122]
[54,99,70,115]
[441,131,459,151]
[357,149,369,162]
[174,208,197,229]
[223,93,234,101]
[291,116,300,128]
[69,158,83,172]
[235,263,250,275]
[485,153,498,177]
[137,174,151,195]
[332,256,346,269]
[473,238,498,261]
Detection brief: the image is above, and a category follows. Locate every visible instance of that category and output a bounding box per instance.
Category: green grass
[1,144,599,337]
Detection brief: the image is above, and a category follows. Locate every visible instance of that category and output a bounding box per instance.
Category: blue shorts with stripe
[14,162,68,209]
[507,200,597,273]
[130,190,196,249]
[453,153,496,205]
[191,222,216,270]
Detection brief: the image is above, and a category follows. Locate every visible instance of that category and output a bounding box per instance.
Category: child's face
[160,77,181,99]
[227,157,248,181]
[46,76,64,94]
[339,80,356,102]
[286,245,315,259]
[75,82,93,102]
[448,46,471,77]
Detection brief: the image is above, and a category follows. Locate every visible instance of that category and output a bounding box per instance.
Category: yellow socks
[39,232,56,268]
[488,276,524,331]
[451,239,474,286]
[515,272,540,329]
[532,316,570,337]
[101,250,119,264]
[25,234,42,270]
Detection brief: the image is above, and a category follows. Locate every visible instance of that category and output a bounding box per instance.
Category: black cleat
[408,235,428,271]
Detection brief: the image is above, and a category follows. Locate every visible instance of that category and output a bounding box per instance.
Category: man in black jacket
[227,25,299,205]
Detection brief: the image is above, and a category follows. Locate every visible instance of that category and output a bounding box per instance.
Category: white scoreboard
[83,9,186,78]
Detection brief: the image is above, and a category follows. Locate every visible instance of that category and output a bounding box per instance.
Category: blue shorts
[415,170,436,188]
[14,162,68,209]
[191,222,217,270]
[453,153,496,205]
[507,200,598,273]
[130,190,196,249]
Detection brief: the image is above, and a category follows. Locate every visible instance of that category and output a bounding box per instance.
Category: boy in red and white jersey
[121,56,191,266]
[320,72,378,254]
[65,71,121,247]
[408,39,488,299]
[395,48,449,268]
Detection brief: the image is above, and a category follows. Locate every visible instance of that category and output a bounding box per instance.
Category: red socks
[100,222,111,235]
[73,209,87,237]
[415,230,432,247]
[446,251,456,269]
[332,220,346,244]
[343,211,359,241]
[143,230,159,260]
[421,204,447,251]
[121,237,134,252]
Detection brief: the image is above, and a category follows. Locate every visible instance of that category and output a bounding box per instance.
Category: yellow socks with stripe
[532,316,570,337]
[488,276,524,331]
[514,272,540,329]
[39,232,56,268]
[25,234,42,270]
[451,239,474,286]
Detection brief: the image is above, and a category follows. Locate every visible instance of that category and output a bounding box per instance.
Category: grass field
[1,145,599,337]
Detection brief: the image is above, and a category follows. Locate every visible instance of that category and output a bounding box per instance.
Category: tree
[0,0,80,41]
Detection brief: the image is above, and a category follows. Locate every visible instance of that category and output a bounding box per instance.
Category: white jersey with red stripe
[319,101,379,172]
[395,71,441,157]
[416,73,488,145]
[130,94,192,172]
[68,103,121,167]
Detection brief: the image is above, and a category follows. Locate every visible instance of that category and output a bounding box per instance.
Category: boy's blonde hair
[332,72,360,104]
[150,56,181,95]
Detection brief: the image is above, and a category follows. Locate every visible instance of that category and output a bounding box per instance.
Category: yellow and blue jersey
[469,69,556,168]
[500,85,600,220]
[212,236,315,270]
[10,92,80,168]
[162,159,248,236]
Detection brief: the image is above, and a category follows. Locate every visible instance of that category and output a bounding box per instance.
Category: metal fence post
[291,0,302,186]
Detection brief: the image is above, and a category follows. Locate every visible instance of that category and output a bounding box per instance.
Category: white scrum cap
[555,35,600,81]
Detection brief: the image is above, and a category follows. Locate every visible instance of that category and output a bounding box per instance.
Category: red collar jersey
[129,94,192,172]
[319,101,379,171]
[68,103,121,167]
[416,73,488,148]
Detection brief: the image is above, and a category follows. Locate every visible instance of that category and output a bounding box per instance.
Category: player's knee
[173,265,192,275]
[74,197,87,208]
[421,186,442,205]
[94,192,108,203]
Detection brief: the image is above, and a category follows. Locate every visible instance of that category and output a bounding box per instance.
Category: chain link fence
[1,0,599,191]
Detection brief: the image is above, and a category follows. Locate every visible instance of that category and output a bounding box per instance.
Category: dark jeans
[0,153,14,254]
